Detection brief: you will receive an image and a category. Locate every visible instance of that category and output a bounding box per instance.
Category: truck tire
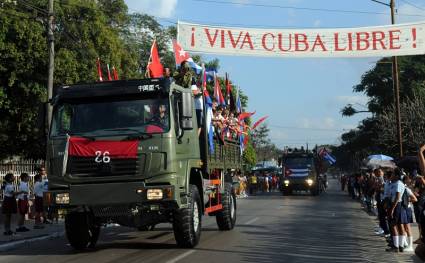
[311,187,319,196]
[216,185,237,230]
[65,212,90,250]
[173,185,202,248]
[65,212,100,250]
[282,188,292,196]
[88,225,100,248]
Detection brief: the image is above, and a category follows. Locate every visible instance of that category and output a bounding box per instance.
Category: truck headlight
[284,180,290,186]
[55,193,70,204]
[306,179,314,186]
[147,189,163,200]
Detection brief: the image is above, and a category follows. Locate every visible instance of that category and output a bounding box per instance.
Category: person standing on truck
[174,61,194,88]
[191,80,203,136]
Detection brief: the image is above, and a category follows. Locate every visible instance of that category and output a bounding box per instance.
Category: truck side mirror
[181,91,193,130]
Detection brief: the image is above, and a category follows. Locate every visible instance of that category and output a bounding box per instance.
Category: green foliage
[336,55,425,168]
[243,142,257,170]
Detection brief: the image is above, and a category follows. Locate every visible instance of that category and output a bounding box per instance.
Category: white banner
[177,21,425,58]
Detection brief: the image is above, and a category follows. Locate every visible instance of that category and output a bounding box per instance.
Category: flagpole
[201,63,208,172]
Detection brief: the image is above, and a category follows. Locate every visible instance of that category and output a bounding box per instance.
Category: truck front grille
[68,156,142,177]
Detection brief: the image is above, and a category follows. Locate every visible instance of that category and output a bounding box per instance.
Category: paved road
[0,179,422,263]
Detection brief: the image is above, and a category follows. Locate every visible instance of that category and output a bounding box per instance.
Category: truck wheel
[65,212,90,250]
[88,225,100,248]
[216,185,237,230]
[173,185,202,248]
[282,188,292,196]
[311,187,319,196]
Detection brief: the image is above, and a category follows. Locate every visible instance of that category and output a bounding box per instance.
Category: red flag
[96,58,103,82]
[252,116,269,130]
[238,111,256,121]
[147,40,164,78]
[173,40,191,66]
[106,64,112,81]
[112,66,119,80]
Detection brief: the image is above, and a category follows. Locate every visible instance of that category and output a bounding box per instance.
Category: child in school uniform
[1,173,17,235]
[16,173,30,232]
[33,173,45,229]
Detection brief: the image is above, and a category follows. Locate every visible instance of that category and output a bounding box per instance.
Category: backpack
[401,189,409,208]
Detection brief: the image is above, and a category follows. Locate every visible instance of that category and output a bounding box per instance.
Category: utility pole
[390,0,403,158]
[371,0,403,158]
[47,0,54,129]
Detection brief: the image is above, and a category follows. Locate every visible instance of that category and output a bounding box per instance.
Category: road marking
[166,250,196,263]
[244,217,259,225]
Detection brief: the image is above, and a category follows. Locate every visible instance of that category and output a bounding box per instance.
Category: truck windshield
[284,157,313,169]
[50,98,170,137]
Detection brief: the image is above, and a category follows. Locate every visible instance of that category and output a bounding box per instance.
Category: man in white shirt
[191,83,203,136]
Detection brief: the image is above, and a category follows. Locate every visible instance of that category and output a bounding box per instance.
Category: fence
[0,160,44,201]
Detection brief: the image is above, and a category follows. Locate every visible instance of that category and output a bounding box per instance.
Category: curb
[0,231,65,252]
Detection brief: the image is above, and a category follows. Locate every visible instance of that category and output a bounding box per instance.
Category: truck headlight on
[284,180,290,186]
[147,189,163,200]
[306,179,314,186]
[55,193,70,204]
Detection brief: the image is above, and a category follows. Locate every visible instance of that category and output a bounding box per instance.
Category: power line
[191,0,425,17]
[400,0,425,11]
[269,124,343,132]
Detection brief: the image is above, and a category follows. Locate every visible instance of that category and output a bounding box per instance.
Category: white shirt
[390,180,405,203]
[17,181,29,200]
[191,85,204,110]
[405,186,414,208]
[3,183,14,197]
[34,181,45,197]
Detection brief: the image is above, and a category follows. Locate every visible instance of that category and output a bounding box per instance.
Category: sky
[125,0,425,148]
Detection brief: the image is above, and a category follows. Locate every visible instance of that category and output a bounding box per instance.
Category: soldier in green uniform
[174,61,194,88]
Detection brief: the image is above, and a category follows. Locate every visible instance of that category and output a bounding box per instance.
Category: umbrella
[365,159,396,169]
[396,156,419,171]
[367,154,394,161]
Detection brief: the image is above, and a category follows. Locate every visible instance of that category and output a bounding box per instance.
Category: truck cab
[45,78,239,249]
[280,151,322,196]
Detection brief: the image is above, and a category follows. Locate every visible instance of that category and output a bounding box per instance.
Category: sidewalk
[348,192,423,262]
[0,215,64,251]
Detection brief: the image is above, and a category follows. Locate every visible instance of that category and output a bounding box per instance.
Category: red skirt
[18,199,29,215]
[2,196,17,214]
[34,196,44,213]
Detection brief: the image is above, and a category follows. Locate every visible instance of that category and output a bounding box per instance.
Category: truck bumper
[46,181,177,207]
[281,178,315,191]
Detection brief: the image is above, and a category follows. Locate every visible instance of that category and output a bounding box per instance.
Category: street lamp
[371,0,403,158]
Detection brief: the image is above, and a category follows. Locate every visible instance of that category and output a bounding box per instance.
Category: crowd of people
[340,144,425,253]
[233,171,280,198]
[1,166,53,236]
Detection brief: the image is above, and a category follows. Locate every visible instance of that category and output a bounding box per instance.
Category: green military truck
[45,78,241,249]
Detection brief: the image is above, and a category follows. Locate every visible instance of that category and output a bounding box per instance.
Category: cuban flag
[319,148,336,165]
[173,40,202,74]
[204,89,214,154]
[236,88,242,114]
